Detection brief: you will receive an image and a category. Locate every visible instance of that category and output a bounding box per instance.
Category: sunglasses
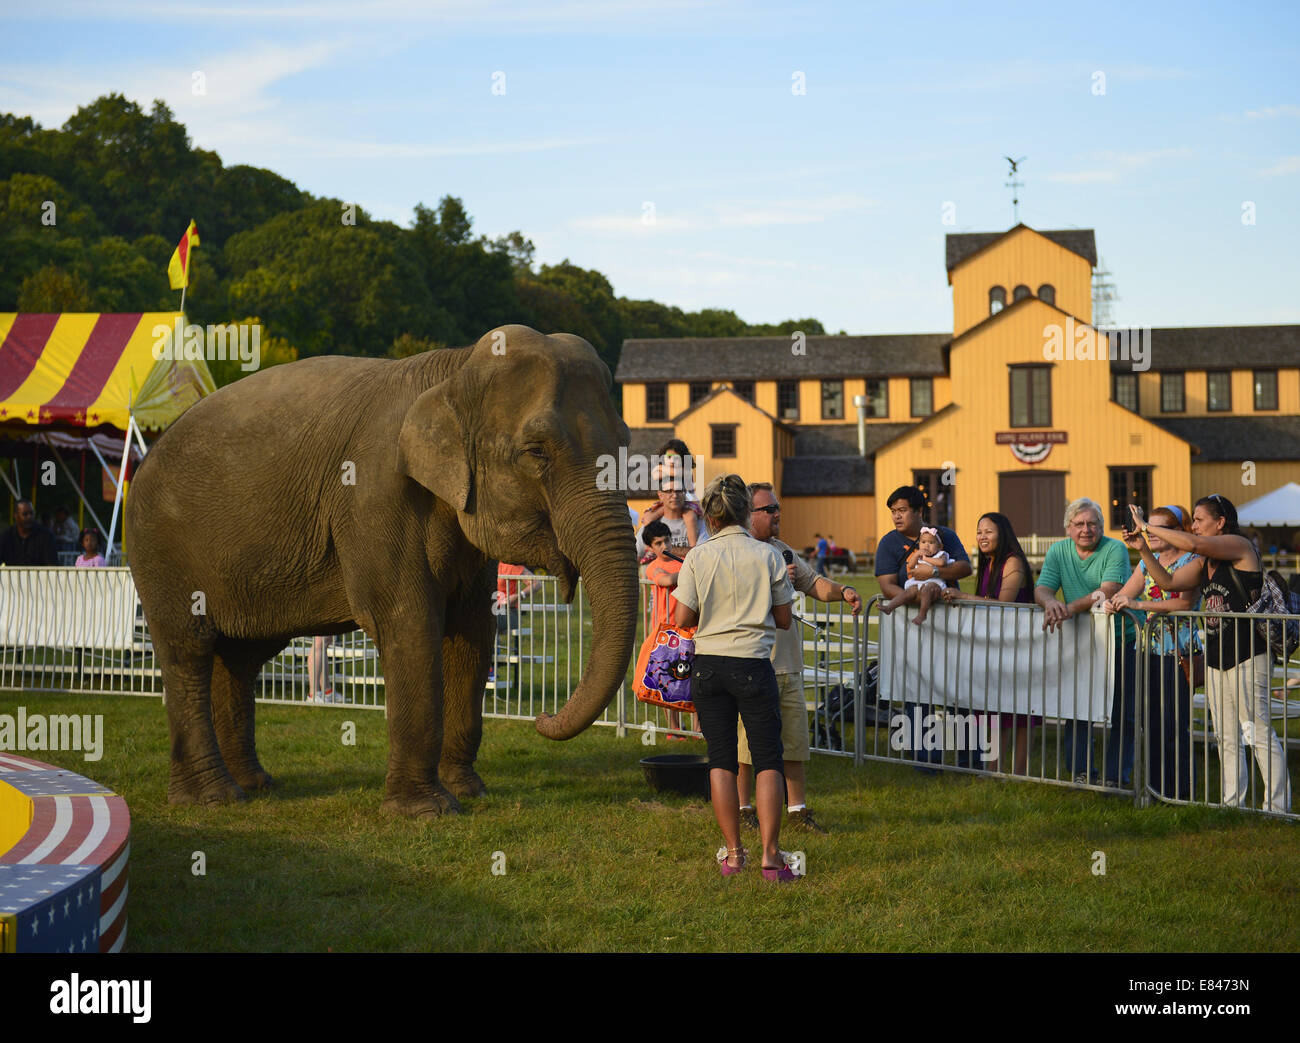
[752,504,781,514]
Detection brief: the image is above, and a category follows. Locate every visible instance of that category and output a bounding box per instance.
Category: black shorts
[692,654,784,775]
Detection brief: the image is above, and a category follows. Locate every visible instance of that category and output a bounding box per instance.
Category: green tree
[224,200,436,355]
[53,95,204,241]
[683,308,748,338]
[17,264,91,310]
[81,236,170,312]
[746,316,826,336]
[388,332,447,358]
[616,298,691,339]
[533,261,622,369]
[206,317,299,388]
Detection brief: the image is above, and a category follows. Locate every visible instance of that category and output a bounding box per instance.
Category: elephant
[125,325,639,818]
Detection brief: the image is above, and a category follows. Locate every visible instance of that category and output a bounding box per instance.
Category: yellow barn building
[616,224,1300,553]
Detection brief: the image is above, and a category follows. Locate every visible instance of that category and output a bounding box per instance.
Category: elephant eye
[522,446,550,461]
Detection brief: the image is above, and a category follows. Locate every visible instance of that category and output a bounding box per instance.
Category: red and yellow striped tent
[0,312,215,435]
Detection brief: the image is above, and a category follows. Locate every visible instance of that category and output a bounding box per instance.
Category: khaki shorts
[738,671,809,764]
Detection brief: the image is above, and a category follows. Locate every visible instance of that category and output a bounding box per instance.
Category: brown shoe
[787,808,829,835]
[739,806,760,830]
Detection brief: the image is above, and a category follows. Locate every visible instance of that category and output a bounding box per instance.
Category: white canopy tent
[1237,483,1300,528]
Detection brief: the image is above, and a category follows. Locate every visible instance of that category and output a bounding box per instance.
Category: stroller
[811,659,886,752]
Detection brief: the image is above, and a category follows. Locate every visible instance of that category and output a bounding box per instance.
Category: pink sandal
[716,846,747,876]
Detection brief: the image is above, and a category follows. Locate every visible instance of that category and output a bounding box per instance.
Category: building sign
[995,431,1067,465]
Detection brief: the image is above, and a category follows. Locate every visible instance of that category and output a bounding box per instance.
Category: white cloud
[1047,169,1120,185]
[0,39,347,152]
[1244,104,1300,119]
[27,0,728,28]
[1260,156,1300,176]
[667,249,821,272]
[293,136,604,159]
[571,193,876,234]
[1047,147,1195,184]
[570,214,695,233]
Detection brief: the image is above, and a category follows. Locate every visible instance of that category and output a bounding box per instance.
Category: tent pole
[87,437,120,497]
[0,459,20,501]
[41,434,109,538]
[104,422,133,566]
[131,414,149,459]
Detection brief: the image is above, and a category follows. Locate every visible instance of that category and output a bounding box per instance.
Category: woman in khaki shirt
[672,474,797,881]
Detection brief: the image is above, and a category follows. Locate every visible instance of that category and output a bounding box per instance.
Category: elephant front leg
[379,632,461,819]
[437,569,495,799]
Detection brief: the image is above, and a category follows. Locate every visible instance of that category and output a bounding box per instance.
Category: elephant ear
[397,382,473,512]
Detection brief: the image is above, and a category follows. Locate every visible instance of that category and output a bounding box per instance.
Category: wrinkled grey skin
[126,325,638,818]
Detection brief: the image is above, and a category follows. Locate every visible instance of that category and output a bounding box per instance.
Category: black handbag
[1223,563,1300,664]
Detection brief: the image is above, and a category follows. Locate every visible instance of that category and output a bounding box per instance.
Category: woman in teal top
[1107,505,1201,800]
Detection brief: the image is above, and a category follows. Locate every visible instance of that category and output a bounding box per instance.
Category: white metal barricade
[1139,607,1297,819]
[4,566,1294,817]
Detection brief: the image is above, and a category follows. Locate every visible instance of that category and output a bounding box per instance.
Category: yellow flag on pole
[167,220,200,290]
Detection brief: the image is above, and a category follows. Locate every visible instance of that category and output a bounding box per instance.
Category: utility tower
[1092,257,1119,328]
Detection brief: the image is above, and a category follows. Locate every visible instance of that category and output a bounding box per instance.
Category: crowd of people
[629,467,1294,874]
[0,499,106,567]
[866,483,1291,812]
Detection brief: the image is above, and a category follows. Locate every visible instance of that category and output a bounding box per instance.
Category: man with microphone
[736,482,862,834]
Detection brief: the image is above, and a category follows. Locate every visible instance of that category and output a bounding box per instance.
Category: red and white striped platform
[0,752,130,953]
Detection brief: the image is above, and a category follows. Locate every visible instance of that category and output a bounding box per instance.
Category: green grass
[2,688,1297,952]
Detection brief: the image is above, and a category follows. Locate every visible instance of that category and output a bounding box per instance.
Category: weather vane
[1004,156,1025,223]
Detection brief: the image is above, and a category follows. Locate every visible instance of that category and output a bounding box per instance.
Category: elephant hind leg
[156,636,246,806]
[212,637,285,794]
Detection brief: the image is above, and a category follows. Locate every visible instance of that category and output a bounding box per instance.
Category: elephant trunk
[535,489,639,741]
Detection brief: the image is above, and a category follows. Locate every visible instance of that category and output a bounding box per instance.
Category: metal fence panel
[4,567,1294,818]
[1140,607,1296,819]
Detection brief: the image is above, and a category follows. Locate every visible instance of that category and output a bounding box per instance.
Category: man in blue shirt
[814,533,829,577]
[875,486,973,770]
[1035,498,1134,786]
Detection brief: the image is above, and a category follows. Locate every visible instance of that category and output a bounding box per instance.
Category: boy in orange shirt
[642,520,691,738]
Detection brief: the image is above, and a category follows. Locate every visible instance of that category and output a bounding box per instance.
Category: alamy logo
[890,708,998,762]
[0,707,103,762]
[1042,319,1150,372]
[595,449,703,493]
[152,318,261,372]
[50,974,151,1023]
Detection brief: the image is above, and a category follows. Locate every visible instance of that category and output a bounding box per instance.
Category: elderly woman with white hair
[672,474,797,881]
[1034,497,1133,785]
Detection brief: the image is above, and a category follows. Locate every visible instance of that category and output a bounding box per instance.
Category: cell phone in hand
[782,549,793,564]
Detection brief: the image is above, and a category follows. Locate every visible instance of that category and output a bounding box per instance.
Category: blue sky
[2,0,1297,334]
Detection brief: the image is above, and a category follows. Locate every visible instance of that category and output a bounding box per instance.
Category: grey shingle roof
[782,455,874,496]
[1149,416,1300,461]
[670,386,794,430]
[1106,326,1300,372]
[627,427,669,458]
[615,334,950,382]
[791,423,915,457]
[945,226,1097,270]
